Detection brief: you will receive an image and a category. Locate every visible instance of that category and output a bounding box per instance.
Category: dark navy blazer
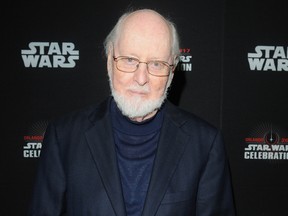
[28,97,235,216]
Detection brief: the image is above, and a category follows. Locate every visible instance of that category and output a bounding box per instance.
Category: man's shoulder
[165,101,218,134]
[51,97,110,127]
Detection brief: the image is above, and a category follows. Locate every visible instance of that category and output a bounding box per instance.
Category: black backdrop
[2,0,288,215]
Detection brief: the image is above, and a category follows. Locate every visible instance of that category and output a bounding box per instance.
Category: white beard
[108,73,173,119]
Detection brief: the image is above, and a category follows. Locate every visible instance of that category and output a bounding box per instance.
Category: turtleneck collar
[110,98,165,136]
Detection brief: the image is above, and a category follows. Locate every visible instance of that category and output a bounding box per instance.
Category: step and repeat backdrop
[2,0,287,215]
[223,1,288,215]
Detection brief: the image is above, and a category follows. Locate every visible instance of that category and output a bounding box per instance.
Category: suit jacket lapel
[85,99,126,216]
[142,102,190,216]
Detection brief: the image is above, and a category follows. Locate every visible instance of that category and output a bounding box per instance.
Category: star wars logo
[21,42,79,68]
[23,120,48,158]
[23,136,43,158]
[244,124,288,160]
[176,48,192,72]
[247,46,288,71]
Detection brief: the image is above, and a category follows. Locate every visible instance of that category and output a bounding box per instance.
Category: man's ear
[107,48,113,76]
[172,55,180,72]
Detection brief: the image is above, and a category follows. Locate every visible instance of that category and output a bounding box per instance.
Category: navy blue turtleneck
[110,99,164,216]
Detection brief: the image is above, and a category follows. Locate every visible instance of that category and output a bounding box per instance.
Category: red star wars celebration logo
[23,120,49,158]
[176,48,192,72]
[244,123,288,160]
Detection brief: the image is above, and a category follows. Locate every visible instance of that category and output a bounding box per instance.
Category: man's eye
[150,61,163,69]
[125,58,137,64]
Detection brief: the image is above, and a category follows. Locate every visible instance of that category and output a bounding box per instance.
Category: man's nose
[133,63,149,86]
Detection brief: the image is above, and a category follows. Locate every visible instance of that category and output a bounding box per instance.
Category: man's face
[107,11,174,120]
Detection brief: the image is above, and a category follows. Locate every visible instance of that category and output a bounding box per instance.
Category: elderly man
[28,9,235,216]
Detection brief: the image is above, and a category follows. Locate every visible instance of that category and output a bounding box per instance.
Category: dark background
[2,0,288,215]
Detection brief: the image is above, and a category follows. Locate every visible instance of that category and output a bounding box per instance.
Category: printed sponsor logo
[21,42,79,68]
[244,123,288,160]
[248,45,288,71]
[177,48,192,72]
[23,120,48,158]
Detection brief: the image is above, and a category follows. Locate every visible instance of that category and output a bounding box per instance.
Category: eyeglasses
[113,56,174,77]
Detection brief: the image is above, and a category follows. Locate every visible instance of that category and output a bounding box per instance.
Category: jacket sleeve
[28,123,66,216]
[196,131,236,216]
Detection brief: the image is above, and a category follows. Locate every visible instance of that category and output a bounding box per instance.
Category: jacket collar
[142,101,190,216]
[85,97,126,215]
